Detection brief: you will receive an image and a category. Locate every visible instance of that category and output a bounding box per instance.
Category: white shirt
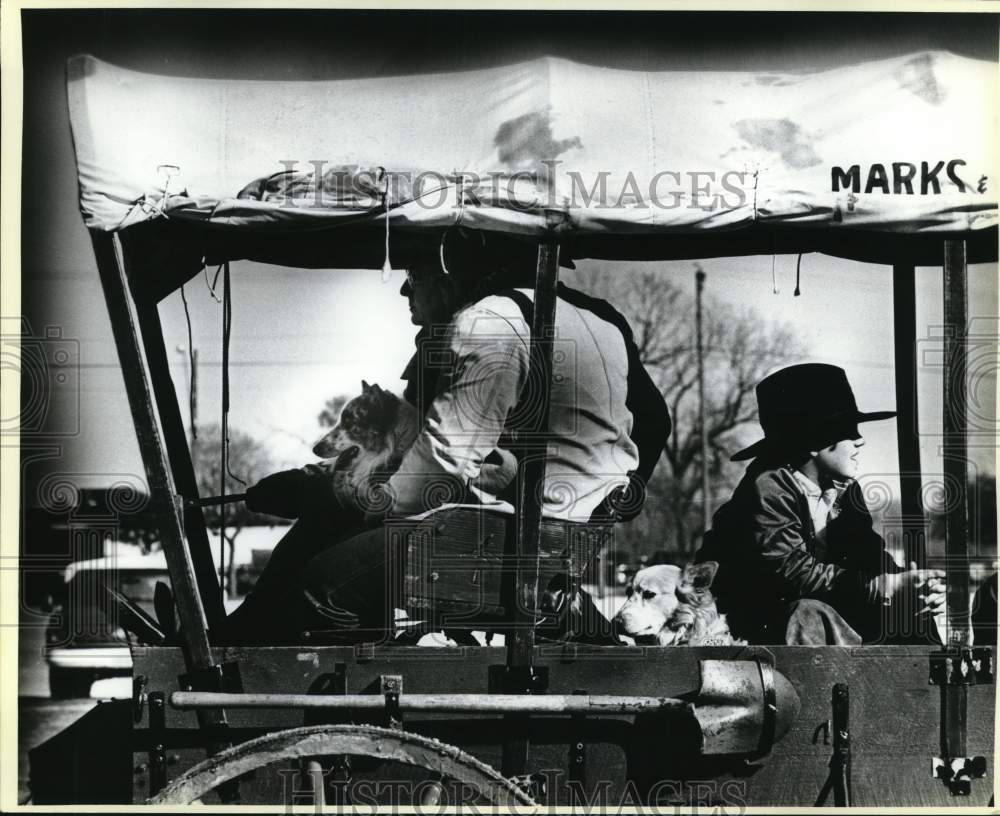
[791,470,850,559]
[386,289,640,521]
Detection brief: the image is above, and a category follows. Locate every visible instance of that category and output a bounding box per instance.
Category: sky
[14,8,999,502]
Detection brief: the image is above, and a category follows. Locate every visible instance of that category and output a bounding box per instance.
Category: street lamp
[175,344,198,447]
[695,266,711,534]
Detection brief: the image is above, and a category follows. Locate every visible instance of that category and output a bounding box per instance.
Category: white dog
[614,562,742,646]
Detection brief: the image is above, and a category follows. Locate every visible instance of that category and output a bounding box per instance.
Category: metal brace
[814,683,851,807]
[381,674,403,729]
[178,661,243,803]
[929,647,994,685]
[931,647,991,796]
[488,664,550,694]
[568,689,587,786]
[132,674,148,724]
[148,692,167,798]
[510,772,548,802]
[933,756,988,796]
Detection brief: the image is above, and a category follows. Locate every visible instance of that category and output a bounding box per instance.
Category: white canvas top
[67,52,997,239]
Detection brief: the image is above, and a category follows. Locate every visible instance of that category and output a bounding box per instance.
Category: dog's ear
[682,561,719,590]
[361,379,371,393]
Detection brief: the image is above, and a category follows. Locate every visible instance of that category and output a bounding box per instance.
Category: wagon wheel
[148,724,536,807]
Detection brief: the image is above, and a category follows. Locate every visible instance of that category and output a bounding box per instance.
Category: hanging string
[221,267,246,486]
[770,232,779,294]
[794,253,803,297]
[219,262,246,599]
[203,258,223,303]
[220,263,230,600]
[381,170,393,283]
[438,232,450,277]
[438,175,472,277]
[178,284,197,441]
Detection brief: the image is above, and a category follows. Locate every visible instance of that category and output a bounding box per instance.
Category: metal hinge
[932,756,988,796]
[381,674,403,729]
[510,772,548,801]
[929,647,993,685]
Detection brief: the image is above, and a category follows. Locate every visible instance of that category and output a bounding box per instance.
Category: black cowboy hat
[731,363,896,462]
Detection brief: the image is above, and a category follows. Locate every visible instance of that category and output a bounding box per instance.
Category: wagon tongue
[692,660,800,756]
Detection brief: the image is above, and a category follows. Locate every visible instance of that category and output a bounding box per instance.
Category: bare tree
[318,395,350,428]
[193,423,275,597]
[568,265,805,554]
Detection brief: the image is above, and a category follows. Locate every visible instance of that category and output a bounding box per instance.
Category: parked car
[45,550,168,698]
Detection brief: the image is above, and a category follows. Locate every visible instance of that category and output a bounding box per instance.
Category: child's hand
[911,562,947,616]
[876,562,946,605]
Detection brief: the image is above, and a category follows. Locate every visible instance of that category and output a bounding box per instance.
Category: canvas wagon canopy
[67,51,997,273]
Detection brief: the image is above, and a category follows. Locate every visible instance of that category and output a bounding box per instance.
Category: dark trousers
[213,507,366,644]
[299,525,407,632]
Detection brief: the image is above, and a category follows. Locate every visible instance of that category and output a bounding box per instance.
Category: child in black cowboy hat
[696,363,946,645]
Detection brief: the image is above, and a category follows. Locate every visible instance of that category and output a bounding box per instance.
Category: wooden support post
[942,240,970,648]
[114,231,225,627]
[502,239,560,778]
[92,232,215,662]
[132,300,226,629]
[939,239,971,796]
[892,263,925,558]
[91,230,230,750]
[892,262,939,644]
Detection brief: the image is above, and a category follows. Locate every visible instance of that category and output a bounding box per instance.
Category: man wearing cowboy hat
[696,363,945,645]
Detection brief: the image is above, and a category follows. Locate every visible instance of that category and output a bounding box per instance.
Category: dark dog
[312,380,517,511]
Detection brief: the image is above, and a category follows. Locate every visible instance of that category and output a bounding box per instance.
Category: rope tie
[381,168,393,283]
[439,176,469,277]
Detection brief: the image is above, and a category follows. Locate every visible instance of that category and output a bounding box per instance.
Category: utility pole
[176,344,198,449]
[190,348,198,451]
[695,266,712,534]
